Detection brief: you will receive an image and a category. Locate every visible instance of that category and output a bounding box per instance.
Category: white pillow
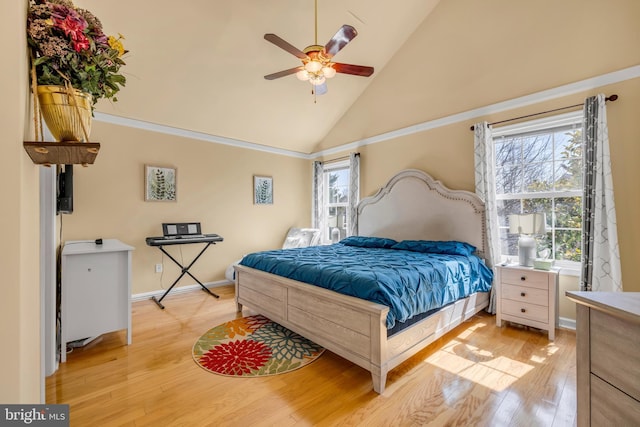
[282,228,320,249]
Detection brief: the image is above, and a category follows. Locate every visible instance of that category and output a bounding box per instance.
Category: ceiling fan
[263,0,374,96]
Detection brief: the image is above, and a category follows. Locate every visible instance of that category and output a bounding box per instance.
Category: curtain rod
[469,94,618,131]
[320,152,360,165]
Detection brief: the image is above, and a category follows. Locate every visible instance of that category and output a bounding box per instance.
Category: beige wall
[62,122,312,295]
[0,0,42,403]
[319,0,640,150]
[319,0,640,320]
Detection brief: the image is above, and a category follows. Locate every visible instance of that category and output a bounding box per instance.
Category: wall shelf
[23,141,100,165]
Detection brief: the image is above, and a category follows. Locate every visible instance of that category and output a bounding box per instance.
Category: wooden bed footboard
[235,265,390,391]
[234,264,489,394]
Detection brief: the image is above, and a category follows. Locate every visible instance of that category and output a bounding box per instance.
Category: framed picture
[253,175,273,204]
[145,165,177,202]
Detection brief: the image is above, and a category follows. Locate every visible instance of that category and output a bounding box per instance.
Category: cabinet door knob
[521,308,526,313]
[520,276,526,281]
[520,292,526,297]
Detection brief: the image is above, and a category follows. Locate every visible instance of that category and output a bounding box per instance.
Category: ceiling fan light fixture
[310,75,326,86]
[304,60,323,73]
[321,65,336,78]
[296,70,310,81]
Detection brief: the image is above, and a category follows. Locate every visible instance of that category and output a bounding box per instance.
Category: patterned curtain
[580,94,622,292]
[347,153,360,236]
[474,121,501,314]
[312,161,325,237]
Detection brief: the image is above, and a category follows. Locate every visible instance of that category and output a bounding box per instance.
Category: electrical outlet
[155,263,163,273]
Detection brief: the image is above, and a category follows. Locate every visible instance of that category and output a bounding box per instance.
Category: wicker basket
[37,85,92,142]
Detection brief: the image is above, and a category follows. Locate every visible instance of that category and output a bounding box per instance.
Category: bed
[234,169,493,393]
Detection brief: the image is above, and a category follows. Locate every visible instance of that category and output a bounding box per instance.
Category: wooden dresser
[566,291,640,426]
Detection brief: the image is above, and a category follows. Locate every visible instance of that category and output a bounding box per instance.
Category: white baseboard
[558,316,576,331]
[131,279,233,302]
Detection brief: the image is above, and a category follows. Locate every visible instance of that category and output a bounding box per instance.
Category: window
[313,154,360,244]
[493,111,583,269]
[321,161,350,243]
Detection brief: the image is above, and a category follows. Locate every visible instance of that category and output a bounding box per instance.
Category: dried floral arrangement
[26,0,127,105]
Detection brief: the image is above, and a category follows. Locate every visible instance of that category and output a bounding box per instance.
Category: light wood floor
[47,285,577,426]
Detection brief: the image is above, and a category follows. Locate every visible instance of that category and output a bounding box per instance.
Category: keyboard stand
[149,239,221,309]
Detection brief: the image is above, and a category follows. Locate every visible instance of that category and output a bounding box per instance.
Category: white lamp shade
[508,213,546,235]
[304,60,322,73]
[322,66,336,78]
[296,70,310,81]
[310,75,326,86]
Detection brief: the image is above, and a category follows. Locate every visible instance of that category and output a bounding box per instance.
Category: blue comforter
[239,238,493,328]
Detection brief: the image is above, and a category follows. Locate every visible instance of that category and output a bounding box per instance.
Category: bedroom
[2,0,639,424]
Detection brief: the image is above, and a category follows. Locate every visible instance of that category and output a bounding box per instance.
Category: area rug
[192,314,324,377]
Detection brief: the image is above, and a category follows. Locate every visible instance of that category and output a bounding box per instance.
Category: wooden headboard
[355,169,491,267]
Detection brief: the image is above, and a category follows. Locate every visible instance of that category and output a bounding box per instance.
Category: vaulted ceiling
[83,0,442,154]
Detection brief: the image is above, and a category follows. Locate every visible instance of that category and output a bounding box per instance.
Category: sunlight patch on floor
[454,321,487,340]
[425,339,534,392]
[529,343,559,364]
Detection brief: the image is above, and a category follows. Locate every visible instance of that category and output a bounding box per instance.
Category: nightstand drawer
[502,283,548,306]
[500,268,549,290]
[501,299,548,323]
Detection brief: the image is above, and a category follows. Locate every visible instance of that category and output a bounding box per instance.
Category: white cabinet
[495,265,558,340]
[61,239,134,362]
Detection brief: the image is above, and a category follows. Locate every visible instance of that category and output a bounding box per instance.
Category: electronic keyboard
[145,233,223,246]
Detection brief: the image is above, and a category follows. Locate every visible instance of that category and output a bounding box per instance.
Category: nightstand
[495,264,559,340]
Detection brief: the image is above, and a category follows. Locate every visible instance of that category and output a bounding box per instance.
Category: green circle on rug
[193,314,324,377]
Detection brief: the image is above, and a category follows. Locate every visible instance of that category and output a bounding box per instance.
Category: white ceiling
[82,0,441,154]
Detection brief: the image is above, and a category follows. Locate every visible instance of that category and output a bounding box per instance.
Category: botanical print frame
[145,165,177,202]
[253,175,273,205]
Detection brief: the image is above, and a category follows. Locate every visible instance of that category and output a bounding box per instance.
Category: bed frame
[234,169,492,393]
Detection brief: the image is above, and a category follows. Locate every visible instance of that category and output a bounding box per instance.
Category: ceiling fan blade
[323,25,358,58]
[264,34,308,60]
[314,82,328,95]
[333,62,374,77]
[264,66,303,80]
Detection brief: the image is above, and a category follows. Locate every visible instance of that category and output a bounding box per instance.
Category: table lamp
[508,213,546,267]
